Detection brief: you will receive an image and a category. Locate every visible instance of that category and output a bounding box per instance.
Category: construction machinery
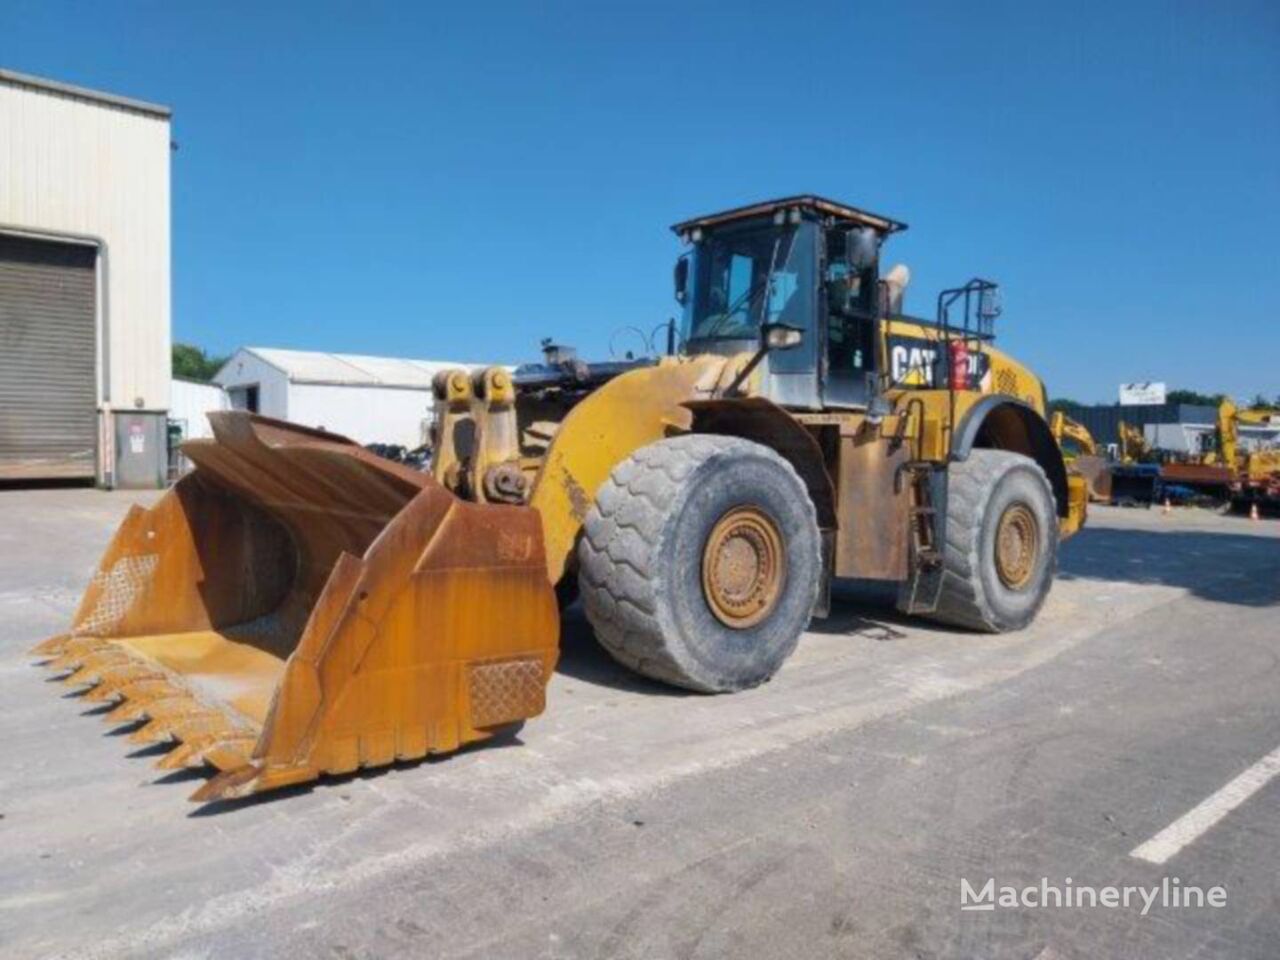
[1117,420,1151,464]
[1208,399,1280,514]
[1051,411,1110,502]
[34,196,1086,802]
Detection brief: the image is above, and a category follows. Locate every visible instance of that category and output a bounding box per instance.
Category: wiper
[699,274,771,340]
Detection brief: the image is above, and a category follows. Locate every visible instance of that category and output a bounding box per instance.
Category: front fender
[527,357,728,584]
[953,395,1070,520]
[683,396,836,529]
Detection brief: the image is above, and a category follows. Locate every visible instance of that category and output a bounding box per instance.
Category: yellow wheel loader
[34,196,1086,802]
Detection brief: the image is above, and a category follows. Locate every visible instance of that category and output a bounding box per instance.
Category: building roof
[225,347,484,389]
[671,195,907,236]
[0,68,171,119]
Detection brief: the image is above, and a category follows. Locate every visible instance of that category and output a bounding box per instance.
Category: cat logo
[889,340,941,387]
[887,335,990,390]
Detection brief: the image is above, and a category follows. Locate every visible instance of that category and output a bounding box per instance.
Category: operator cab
[672,195,907,410]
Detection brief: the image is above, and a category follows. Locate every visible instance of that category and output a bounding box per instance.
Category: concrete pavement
[0,489,1276,958]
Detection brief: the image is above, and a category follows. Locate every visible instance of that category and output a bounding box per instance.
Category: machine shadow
[1057,524,1279,607]
[185,723,529,817]
[554,605,695,697]
[555,579,925,693]
[808,580,920,640]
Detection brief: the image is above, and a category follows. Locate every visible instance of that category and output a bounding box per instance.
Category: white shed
[0,69,172,487]
[214,347,480,449]
[169,377,228,442]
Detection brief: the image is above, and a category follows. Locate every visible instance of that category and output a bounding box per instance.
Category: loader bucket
[1072,455,1112,503]
[33,412,558,802]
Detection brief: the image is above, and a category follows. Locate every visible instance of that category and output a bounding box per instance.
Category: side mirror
[847,227,880,272]
[825,271,855,315]
[673,256,689,305]
[979,285,1002,320]
[761,322,803,351]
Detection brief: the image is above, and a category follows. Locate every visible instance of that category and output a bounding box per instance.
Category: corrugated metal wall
[0,235,97,477]
[288,383,434,448]
[169,377,227,441]
[0,74,171,423]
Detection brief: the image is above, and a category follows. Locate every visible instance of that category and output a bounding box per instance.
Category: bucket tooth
[170,715,238,743]
[61,637,112,660]
[107,693,192,724]
[106,696,164,723]
[79,650,133,672]
[82,683,124,704]
[158,735,257,772]
[61,665,101,687]
[93,663,164,688]
[189,764,263,803]
[132,713,236,746]
[189,760,317,803]
[128,716,183,747]
[46,651,91,673]
[155,740,206,771]
[118,677,178,700]
[30,633,73,658]
[141,695,206,719]
[200,737,259,771]
[58,650,131,685]
[90,677,174,706]
[128,718,180,745]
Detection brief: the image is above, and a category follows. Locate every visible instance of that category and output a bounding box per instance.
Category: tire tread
[579,434,819,691]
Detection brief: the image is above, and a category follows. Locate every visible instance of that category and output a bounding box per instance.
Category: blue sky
[4,0,1277,403]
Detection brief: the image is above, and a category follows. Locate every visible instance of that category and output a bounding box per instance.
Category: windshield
[685,222,812,343]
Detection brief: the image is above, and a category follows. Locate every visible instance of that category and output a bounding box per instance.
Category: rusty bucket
[33,413,558,802]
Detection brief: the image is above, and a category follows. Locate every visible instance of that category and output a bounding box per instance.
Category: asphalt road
[1,489,1277,959]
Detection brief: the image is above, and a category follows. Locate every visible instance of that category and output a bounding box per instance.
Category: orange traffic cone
[1250,502,1260,521]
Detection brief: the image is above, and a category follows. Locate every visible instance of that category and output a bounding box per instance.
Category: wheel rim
[701,506,786,629]
[994,502,1040,590]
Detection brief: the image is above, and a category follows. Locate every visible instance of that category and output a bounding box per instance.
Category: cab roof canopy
[672,195,907,238]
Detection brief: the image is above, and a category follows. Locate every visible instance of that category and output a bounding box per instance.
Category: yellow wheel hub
[994,502,1040,590]
[701,507,786,629]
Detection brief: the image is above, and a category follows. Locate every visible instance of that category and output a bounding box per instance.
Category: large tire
[578,435,821,692]
[927,449,1058,632]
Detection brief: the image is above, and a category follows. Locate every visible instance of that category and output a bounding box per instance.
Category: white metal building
[215,348,480,449]
[0,69,172,487]
[169,377,228,442]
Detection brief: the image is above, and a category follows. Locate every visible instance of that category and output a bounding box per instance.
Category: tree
[172,343,229,382]
[1166,388,1227,407]
[1047,397,1081,413]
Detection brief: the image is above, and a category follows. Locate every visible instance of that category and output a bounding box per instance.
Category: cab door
[821,229,879,408]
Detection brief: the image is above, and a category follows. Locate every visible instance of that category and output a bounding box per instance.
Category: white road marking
[1130,745,1280,865]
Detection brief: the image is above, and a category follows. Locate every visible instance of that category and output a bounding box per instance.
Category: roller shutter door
[0,235,97,479]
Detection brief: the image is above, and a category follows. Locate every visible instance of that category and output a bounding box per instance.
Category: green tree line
[172,343,229,382]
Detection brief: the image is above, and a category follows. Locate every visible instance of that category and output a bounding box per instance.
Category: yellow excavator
[1050,411,1109,502]
[1205,399,1280,479]
[34,196,1086,802]
[1117,420,1152,464]
[1202,399,1280,513]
